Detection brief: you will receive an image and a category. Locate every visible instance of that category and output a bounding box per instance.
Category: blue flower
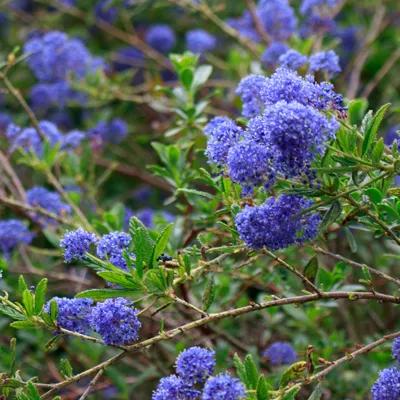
[89,298,141,345]
[392,338,400,363]
[371,368,400,400]
[235,195,321,250]
[175,346,216,385]
[227,11,261,43]
[185,29,217,54]
[135,208,175,228]
[96,231,132,270]
[26,186,71,225]
[257,0,297,41]
[152,375,200,400]
[202,373,246,400]
[95,0,118,23]
[278,50,308,70]
[113,46,144,71]
[236,75,269,118]
[309,50,341,77]
[263,341,297,366]
[247,101,338,178]
[204,117,242,165]
[145,24,176,54]
[300,0,339,15]
[60,228,97,263]
[0,219,34,256]
[261,42,289,69]
[227,140,274,195]
[45,297,93,334]
[89,118,128,145]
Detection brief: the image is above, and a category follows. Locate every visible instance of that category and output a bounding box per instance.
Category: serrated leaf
[0,304,25,320]
[233,354,246,384]
[59,358,73,378]
[22,289,34,316]
[10,320,36,329]
[34,278,47,314]
[97,271,144,291]
[76,289,137,301]
[256,376,270,400]
[362,103,390,156]
[18,275,28,294]
[244,354,259,389]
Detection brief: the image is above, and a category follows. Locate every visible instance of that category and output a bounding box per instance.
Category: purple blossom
[309,50,341,77]
[89,118,128,145]
[0,219,34,256]
[263,341,297,366]
[145,24,176,54]
[152,375,200,400]
[89,298,141,345]
[371,368,400,400]
[393,338,400,363]
[96,231,132,270]
[278,49,308,70]
[235,75,269,118]
[261,42,289,69]
[45,297,93,334]
[185,29,217,54]
[202,373,246,400]
[60,228,97,263]
[235,195,321,250]
[175,346,216,385]
[113,46,144,71]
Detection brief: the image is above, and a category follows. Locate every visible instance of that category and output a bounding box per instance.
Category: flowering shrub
[0,0,400,399]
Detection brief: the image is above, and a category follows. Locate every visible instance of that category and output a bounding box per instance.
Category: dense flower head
[309,50,341,77]
[263,341,297,366]
[301,14,336,37]
[152,375,200,400]
[96,231,132,270]
[227,140,274,195]
[371,368,400,400]
[45,297,93,334]
[0,219,34,255]
[89,298,141,345]
[61,130,86,150]
[261,42,289,69]
[202,373,246,400]
[176,346,216,385]
[145,24,176,54]
[247,101,338,177]
[185,29,217,54]
[135,208,175,228]
[236,68,344,117]
[204,117,242,165]
[60,228,97,263]
[257,0,297,41]
[235,75,269,118]
[392,338,400,363]
[24,31,102,82]
[278,49,308,70]
[0,112,11,134]
[235,195,321,250]
[89,118,128,145]
[26,186,71,225]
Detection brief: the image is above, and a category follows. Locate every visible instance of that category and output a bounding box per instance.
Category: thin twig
[78,369,104,400]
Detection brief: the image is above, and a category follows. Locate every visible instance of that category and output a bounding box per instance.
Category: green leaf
[365,187,383,204]
[10,320,36,329]
[202,276,216,311]
[256,376,270,400]
[344,227,358,253]
[151,223,174,268]
[233,353,246,384]
[59,358,73,378]
[192,65,213,89]
[34,278,48,314]
[22,289,34,316]
[76,289,137,301]
[244,354,259,389]
[0,304,25,320]
[320,201,342,230]
[180,68,194,90]
[26,382,41,400]
[18,275,28,294]
[145,269,174,295]
[176,188,214,199]
[97,271,144,291]
[304,256,319,285]
[279,361,307,388]
[362,103,390,156]
[348,98,368,125]
[371,137,385,164]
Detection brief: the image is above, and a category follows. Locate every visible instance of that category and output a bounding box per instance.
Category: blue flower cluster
[60,228,97,263]
[186,29,217,55]
[370,338,400,399]
[0,219,34,256]
[89,118,128,145]
[262,341,297,366]
[45,297,93,334]
[6,120,85,156]
[153,347,245,400]
[261,42,289,69]
[300,0,339,37]
[26,186,71,225]
[45,297,141,345]
[235,195,321,250]
[134,208,175,228]
[89,298,141,345]
[24,31,103,111]
[145,24,176,54]
[96,231,131,270]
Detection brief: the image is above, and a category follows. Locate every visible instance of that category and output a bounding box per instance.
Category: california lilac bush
[1,0,400,399]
